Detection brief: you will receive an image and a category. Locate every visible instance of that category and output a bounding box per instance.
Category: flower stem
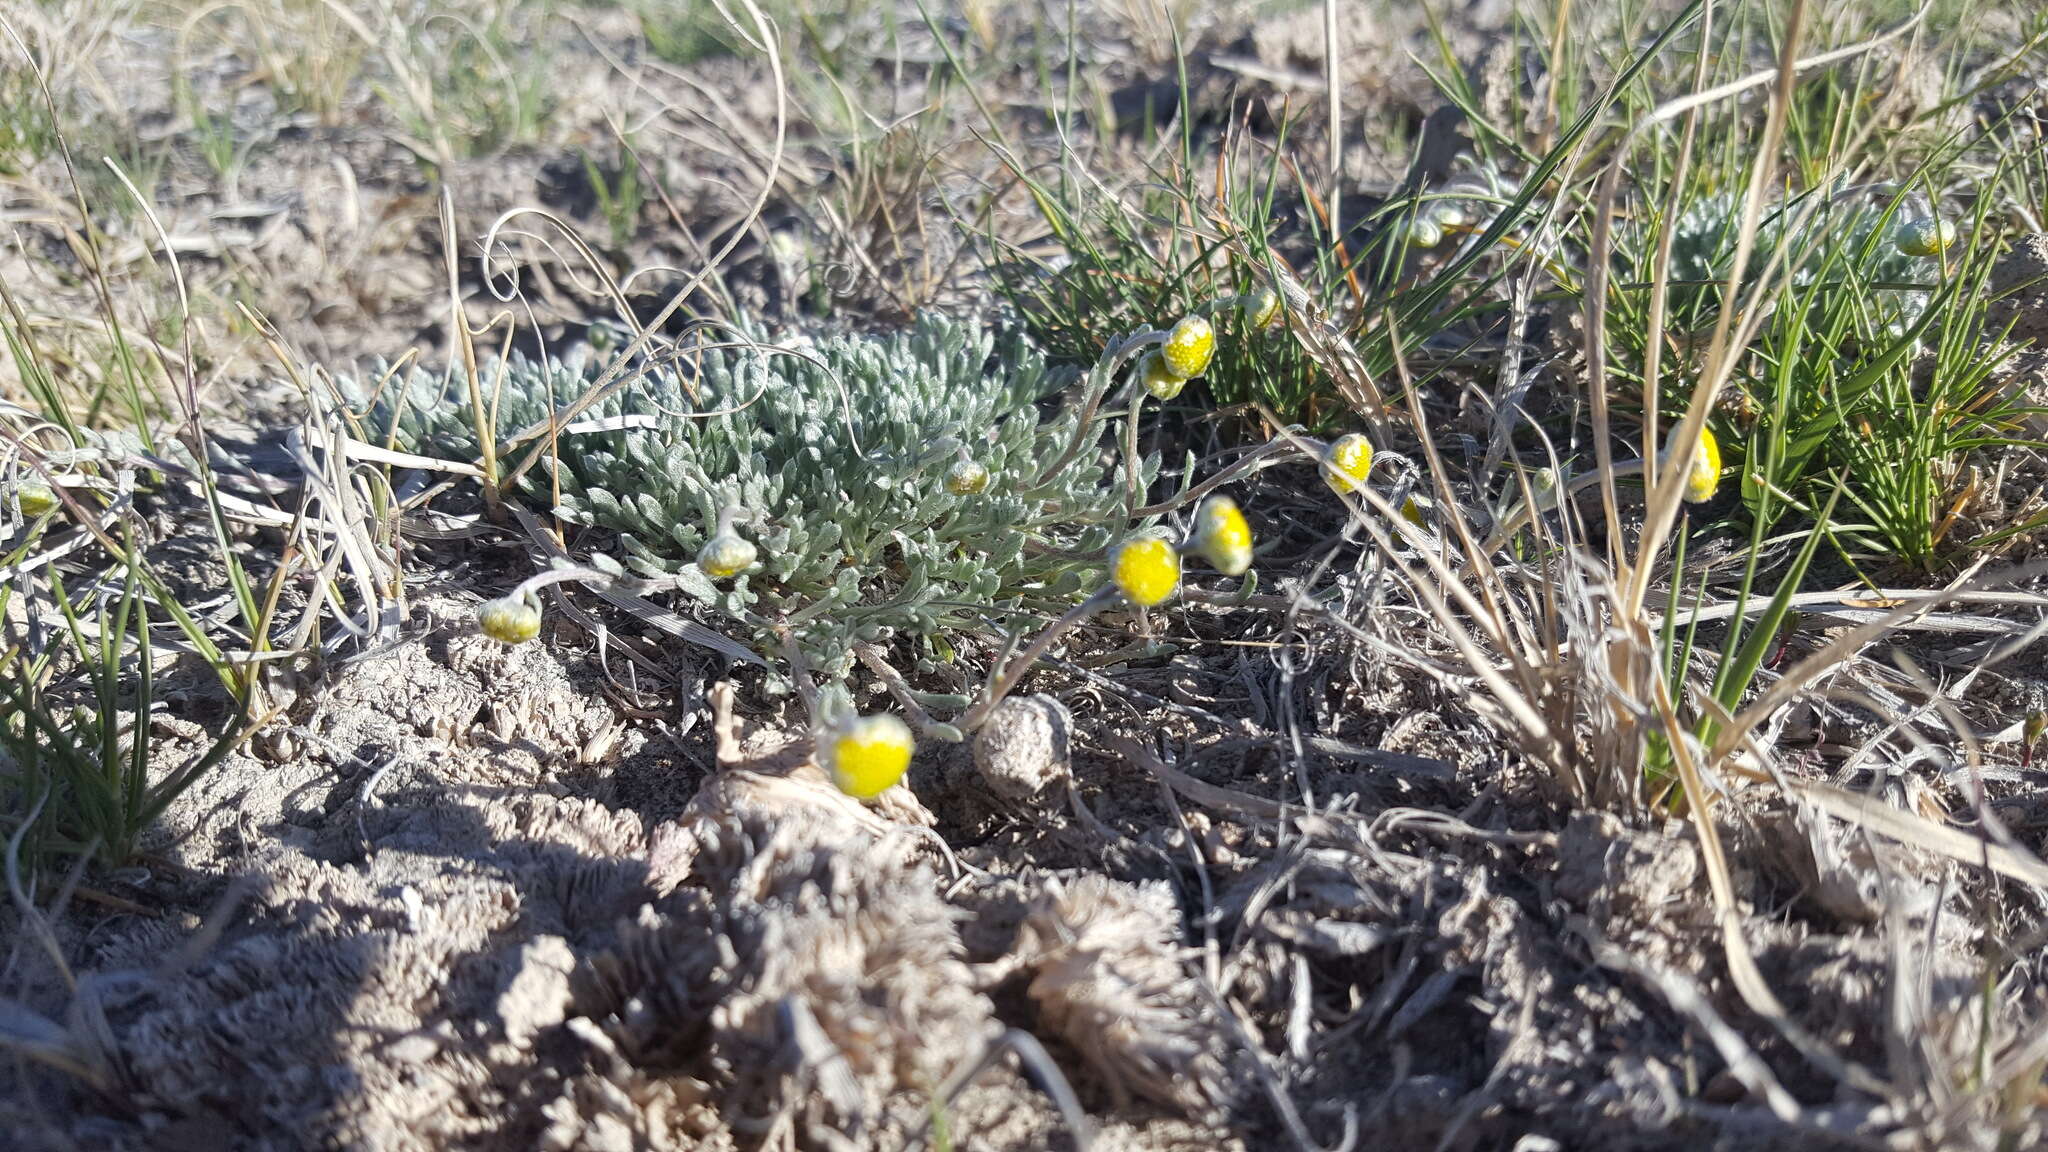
[955,586,1117,734]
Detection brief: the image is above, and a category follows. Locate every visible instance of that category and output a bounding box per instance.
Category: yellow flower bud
[1110,536,1180,608]
[478,592,543,645]
[1139,351,1186,400]
[1434,202,1470,230]
[1400,495,1426,527]
[1244,287,1281,330]
[1323,433,1373,495]
[945,458,991,495]
[1894,216,1956,259]
[1159,314,1215,381]
[1190,495,1253,575]
[825,713,915,799]
[1407,216,1444,249]
[697,529,757,580]
[13,481,58,519]
[1664,423,1723,505]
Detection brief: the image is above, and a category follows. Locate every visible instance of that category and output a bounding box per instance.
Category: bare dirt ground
[4,2,2048,1151]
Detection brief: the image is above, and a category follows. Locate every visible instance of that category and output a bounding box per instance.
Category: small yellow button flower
[478,592,543,645]
[1159,314,1216,381]
[1111,536,1180,608]
[945,458,991,495]
[13,481,58,519]
[1323,433,1373,495]
[1243,287,1281,330]
[1190,495,1253,575]
[697,529,758,580]
[825,713,915,799]
[1894,216,1956,259]
[1665,424,1723,504]
[1139,351,1187,400]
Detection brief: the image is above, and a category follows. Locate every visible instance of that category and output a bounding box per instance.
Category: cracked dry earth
[7,590,2029,1151]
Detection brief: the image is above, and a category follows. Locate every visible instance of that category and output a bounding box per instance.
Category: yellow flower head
[1894,216,1956,259]
[1139,351,1187,400]
[1244,287,1282,330]
[1111,536,1180,608]
[1190,495,1253,575]
[697,529,758,580]
[1323,433,1373,495]
[478,592,543,645]
[1159,314,1216,381]
[13,481,58,519]
[945,458,991,495]
[1665,423,1723,504]
[825,713,915,800]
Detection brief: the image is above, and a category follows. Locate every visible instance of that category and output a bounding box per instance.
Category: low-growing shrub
[379,314,1158,684]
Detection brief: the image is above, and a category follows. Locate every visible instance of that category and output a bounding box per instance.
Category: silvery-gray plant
[1648,184,1949,337]
[377,314,1158,686]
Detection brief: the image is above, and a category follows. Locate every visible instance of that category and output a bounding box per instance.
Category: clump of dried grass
[574,806,997,1148]
[1007,875,1239,1122]
[1238,6,2048,1144]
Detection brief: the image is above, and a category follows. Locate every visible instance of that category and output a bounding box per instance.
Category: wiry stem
[1035,330,1164,488]
[1133,437,1308,520]
[854,643,947,737]
[955,587,1117,734]
[1122,386,1147,523]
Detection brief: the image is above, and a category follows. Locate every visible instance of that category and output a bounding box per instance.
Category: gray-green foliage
[1651,186,1940,334]
[382,314,1152,681]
